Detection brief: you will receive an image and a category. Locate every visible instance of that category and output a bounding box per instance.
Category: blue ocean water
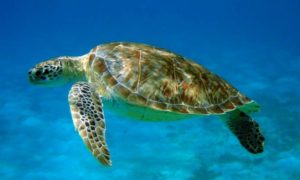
[1,0,300,179]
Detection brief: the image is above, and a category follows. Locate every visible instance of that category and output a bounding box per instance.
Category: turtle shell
[86,42,255,115]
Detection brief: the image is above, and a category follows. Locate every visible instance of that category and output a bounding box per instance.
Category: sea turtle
[28,42,265,166]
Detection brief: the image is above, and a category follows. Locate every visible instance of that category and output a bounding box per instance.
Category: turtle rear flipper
[68,82,112,166]
[225,110,265,154]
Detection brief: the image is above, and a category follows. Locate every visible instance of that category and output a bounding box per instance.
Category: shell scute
[92,58,106,73]
[193,107,209,114]
[207,105,225,114]
[114,84,131,98]
[231,96,244,106]
[219,100,236,111]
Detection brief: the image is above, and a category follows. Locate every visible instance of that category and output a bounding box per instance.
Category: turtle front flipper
[68,82,112,166]
[224,110,265,154]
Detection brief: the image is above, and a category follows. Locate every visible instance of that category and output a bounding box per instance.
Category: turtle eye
[35,70,42,76]
[44,69,49,74]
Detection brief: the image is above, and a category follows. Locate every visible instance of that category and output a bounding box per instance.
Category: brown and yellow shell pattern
[85,42,253,115]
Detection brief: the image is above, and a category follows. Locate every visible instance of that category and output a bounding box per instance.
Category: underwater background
[1,0,299,179]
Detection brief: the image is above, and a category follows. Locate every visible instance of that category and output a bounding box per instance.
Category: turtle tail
[223,109,265,154]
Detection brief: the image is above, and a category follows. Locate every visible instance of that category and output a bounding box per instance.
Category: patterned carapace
[86,42,252,115]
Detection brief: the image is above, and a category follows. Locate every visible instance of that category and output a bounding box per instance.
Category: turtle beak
[28,68,39,83]
[28,69,35,82]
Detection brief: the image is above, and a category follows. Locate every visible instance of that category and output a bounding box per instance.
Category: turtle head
[28,56,84,86]
[28,59,65,86]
